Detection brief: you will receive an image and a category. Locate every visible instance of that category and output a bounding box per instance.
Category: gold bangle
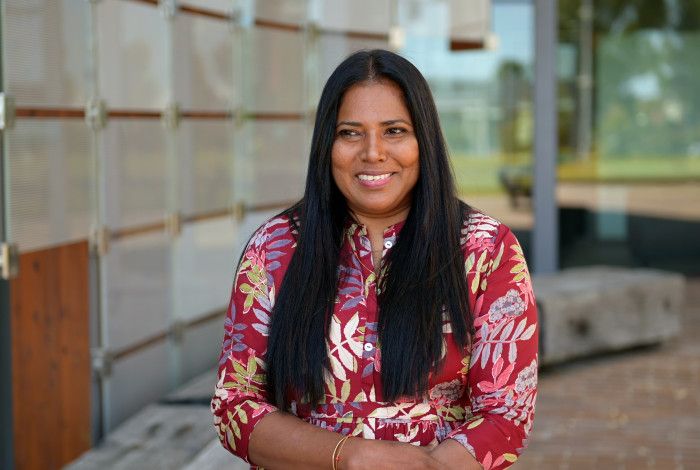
[331,435,345,470]
[332,435,351,470]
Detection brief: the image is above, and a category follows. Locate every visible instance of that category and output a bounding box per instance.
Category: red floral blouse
[211,211,538,469]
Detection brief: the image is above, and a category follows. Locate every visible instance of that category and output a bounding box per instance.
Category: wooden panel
[11,241,91,469]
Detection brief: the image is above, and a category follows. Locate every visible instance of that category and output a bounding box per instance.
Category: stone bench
[534,266,684,366]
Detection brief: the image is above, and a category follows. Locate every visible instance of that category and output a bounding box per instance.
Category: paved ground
[518,277,700,469]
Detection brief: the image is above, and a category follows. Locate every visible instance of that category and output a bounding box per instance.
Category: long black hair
[265,49,473,408]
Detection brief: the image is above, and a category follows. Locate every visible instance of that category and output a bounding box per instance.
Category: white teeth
[357,173,391,181]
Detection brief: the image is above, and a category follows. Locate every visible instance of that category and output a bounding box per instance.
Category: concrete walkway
[68,278,699,469]
[517,277,700,469]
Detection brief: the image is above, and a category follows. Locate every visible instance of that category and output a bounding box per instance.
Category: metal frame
[84,0,112,438]
[94,307,227,367]
[0,0,14,466]
[163,0,182,392]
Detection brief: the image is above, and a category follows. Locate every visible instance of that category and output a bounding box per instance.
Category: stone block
[65,404,216,470]
[183,439,249,470]
[533,266,684,365]
[163,368,217,404]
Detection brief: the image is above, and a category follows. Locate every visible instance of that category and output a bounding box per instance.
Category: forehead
[337,80,411,121]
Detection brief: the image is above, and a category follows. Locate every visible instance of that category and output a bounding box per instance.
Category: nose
[362,129,386,162]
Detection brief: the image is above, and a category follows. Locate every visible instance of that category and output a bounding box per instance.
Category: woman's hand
[340,438,443,470]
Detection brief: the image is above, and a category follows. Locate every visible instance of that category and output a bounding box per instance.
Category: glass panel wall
[96,0,168,110]
[102,121,168,230]
[248,29,305,113]
[5,120,92,252]
[173,13,235,111]
[2,1,92,252]
[4,0,87,107]
[557,0,700,273]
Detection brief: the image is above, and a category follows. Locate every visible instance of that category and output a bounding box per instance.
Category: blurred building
[0,0,698,469]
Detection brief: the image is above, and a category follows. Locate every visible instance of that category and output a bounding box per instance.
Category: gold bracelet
[332,435,351,470]
[331,435,345,470]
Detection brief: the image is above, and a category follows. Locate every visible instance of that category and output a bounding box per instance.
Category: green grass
[450,153,700,195]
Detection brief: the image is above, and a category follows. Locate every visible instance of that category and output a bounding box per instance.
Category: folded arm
[442,226,539,470]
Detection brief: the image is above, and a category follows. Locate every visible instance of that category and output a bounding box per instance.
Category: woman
[212,49,538,469]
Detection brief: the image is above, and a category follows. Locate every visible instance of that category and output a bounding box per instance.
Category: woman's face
[331,80,420,223]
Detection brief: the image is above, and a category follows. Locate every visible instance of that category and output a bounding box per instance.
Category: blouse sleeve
[447,225,538,470]
[211,225,278,464]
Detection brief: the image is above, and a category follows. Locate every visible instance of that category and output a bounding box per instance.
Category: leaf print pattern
[326,312,362,385]
[212,212,538,470]
[446,221,538,467]
[488,289,526,322]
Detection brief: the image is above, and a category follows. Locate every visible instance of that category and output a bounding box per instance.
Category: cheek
[407,166,420,190]
[404,154,420,189]
[330,156,352,194]
[403,147,420,177]
[399,140,420,168]
[331,148,354,177]
[330,166,342,189]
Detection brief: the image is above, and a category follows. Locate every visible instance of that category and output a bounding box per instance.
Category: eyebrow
[336,119,411,127]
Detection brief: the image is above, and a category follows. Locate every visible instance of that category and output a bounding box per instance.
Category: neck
[349,205,410,236]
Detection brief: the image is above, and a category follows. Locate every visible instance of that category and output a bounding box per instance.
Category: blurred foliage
[560,0,700,41]
[558,0,700,163]
[497,61,532,155]
[445,0,700,197]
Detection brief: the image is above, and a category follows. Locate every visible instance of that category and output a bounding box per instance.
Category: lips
[356,172,394,188]
[357,173,392,182]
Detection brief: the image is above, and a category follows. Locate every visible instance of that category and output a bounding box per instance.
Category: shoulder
[461,210,501,238]
[243,212,297,256]
[236,212,297,285]
[460,209,514,255]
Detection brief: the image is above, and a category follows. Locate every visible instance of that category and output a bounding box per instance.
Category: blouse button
[364,343,374,352]
[383,240,393,249]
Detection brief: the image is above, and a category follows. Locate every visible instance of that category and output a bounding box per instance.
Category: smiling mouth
[357,173,393,182]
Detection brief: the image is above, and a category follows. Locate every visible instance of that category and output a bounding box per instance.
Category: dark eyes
[338,129,360,138]
[336,127,407,138]
[386,127,407,135]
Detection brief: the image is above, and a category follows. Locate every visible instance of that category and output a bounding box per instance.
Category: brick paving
[517,278,700,469]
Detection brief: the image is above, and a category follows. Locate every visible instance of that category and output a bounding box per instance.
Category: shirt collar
[344,217,406,239]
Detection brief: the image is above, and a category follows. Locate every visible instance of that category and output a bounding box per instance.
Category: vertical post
[0,281,11,470]
[576,0,593,160]
[1,0,15,466]
[232,0,254,224]
[533,0,559,274]
[160,0,183,391]
[304,0,320,158]
[0,9,6,248]
[0,0,12,438]
[229,3,242,220]
[85,0,112,437]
